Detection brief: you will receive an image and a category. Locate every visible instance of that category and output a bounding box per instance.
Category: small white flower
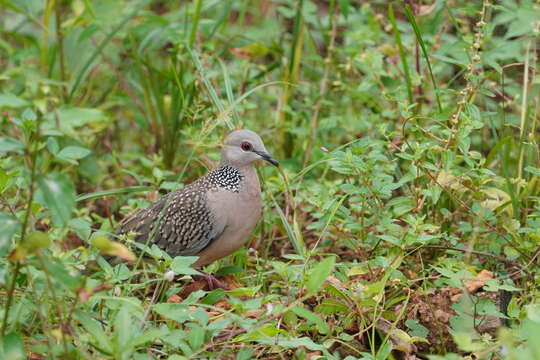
[164,270,175,282]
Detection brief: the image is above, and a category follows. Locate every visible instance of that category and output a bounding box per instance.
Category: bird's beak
[254,150,279,167]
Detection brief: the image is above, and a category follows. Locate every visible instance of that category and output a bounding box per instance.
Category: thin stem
[517,39,531,183]
[189,0,203,48]
[55,0,67,101]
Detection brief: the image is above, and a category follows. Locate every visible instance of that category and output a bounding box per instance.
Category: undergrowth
[1,0,539,359]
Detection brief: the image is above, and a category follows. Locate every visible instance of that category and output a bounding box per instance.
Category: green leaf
[0,137,24,154]
[46,137,59,155]
[153,303,199,323]
[0,332,25,360]
[201,289,225,305]
[405,319,429,339]
[453,332,484,352]
[338,0,349,19]
[114,307,132,351]
[22,231,50,253]
[57,146,92,163]
[306,256,335,294]
[291,306,330,334]
[524,166,540,177]
[35,172,76,227]
[256,336,328,353]
[236,348,254,360]
[127,328,168,349]
[187,325,205,350]
[314,298,348,314]
[75,311,112,354]
[0,167,8,193]
[0,213,20,257]
[56,107,107,135]
[171,256,200,275]
[0,93,28,109]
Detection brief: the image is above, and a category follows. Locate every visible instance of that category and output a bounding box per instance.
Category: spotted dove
[118,129,278,267]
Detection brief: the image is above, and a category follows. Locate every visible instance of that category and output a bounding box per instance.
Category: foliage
[1,0,539,358]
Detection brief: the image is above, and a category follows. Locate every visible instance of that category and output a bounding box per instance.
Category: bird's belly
[194,190,261,267]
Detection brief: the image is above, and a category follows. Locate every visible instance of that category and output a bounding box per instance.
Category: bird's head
[220,129,279,168]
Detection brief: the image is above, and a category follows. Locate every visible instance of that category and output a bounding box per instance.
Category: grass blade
[219,59,240,125]
[404,4,442,112]
[76,186,151,202]
[273,199,306,258]
[388,4,413,106]
[68,0,149,102]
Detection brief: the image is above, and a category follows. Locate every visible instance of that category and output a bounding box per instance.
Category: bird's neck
[215,163,259,192]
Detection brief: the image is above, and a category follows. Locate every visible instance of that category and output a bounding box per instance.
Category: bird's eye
[240,141,253,152]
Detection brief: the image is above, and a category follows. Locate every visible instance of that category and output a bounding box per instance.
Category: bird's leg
[194,272,230,291]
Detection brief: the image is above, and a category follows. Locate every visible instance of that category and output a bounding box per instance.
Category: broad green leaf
[306,256,335,294]
[524,166,540,177]
[153,304,197,323]
[35,172,76,227]
[405,319,429,339]
[314,298,348,315]
[0,93,28,109]
[0,137,24,153]
[338,0,349,19]
[46,137,59,155]
[57,146,92,162]
[291,306,329,334]
[75,311,112,354]
[200,289,225,305]
[171,256,200,275]
[57,107,106,127]
[114,307,132,351]
[0,213,20,257]
[236,348,254,360]
[187,325,205,350]
[22,231,50,253]
[41,256,83,290]
[127,328,168,349]
[453,332,484,352]
[1,332,25,360]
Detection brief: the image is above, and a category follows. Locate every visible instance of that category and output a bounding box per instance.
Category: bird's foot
[194,273,230,291]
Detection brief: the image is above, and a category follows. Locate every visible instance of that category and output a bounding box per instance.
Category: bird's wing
[118,185,226,258]
[117,196,167,244]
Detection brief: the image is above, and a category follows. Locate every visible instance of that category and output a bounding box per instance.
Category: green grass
[1,0,540,359]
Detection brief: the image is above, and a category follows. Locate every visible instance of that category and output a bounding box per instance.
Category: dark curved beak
[254,150,279,167]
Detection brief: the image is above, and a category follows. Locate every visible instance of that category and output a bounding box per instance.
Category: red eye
[241,141,253,152]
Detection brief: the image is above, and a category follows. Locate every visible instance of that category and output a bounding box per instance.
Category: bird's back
[118,165,247,257]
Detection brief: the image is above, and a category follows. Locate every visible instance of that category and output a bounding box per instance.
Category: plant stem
[189,0,203,48]
[517,39,531,184]
[56,0,67,101]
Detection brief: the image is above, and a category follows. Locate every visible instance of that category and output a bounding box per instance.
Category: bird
[117,129,278,287]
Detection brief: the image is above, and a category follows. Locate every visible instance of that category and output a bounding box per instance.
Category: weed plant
[0,0,539,359]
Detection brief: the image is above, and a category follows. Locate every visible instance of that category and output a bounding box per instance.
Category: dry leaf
[167,294,182,303]
[465,270,493,293]
[78,283,112,303]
